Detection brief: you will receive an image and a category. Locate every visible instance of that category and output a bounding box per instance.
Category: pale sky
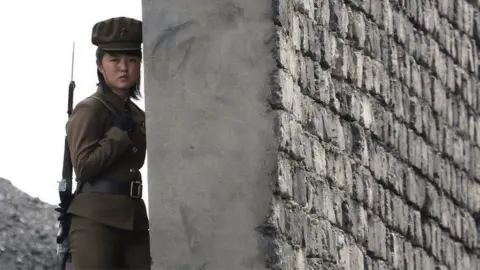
[0,0,149,207]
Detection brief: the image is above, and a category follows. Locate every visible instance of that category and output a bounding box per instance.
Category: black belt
[77,178,143,199]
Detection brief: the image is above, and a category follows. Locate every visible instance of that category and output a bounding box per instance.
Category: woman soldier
[65,16,151,270]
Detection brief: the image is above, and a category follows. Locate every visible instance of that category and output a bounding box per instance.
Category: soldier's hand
[55,207,70,223]
[111,113,135,132]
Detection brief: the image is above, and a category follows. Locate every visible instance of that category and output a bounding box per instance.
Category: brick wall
[265,0,480,269]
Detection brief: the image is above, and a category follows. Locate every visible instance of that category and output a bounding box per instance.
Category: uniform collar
[95,85,130,112]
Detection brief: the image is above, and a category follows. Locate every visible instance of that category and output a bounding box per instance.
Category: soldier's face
[99,53,141,91]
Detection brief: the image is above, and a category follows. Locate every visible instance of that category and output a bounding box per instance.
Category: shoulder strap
[127,100,145,116]
[88,96,121,116]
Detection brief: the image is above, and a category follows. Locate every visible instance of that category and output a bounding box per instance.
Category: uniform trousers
[69,215,151,270]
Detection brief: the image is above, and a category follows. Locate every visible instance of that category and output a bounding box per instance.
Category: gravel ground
[0,177,58,270]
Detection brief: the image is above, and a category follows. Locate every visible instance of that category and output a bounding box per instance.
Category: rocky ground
[0,177,58,270]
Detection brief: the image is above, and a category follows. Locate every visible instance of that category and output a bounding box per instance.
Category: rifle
[55,41,76,270]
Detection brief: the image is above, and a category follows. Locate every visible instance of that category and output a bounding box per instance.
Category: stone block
[326,150,343,188]
[275,153,294,198]
[404,167,426,209]
[475,10,480,45]
[329,0,348,39]
[298,55,316,98]
[387,153,403,195]
[366,214,387,260]
[403,240,415,270]
[270,69,303,120]
[285,206,308,248]
[293,167,308,206]
[322,108,346,150]
[348,9,365,48]
[433,41,447,81]
[318,27,337,69]
[446,57,456,91]
[277,29,299,79]
[432,77,447,116]
[306,218,337,261]
[365,21,382,60]
[332,40,350,79]
[273,0,294,30]
[314,0,330,27]
[312,64,332,105]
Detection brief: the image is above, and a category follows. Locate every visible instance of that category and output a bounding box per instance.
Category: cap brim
[101,47,142,51]
[97,42,142,51]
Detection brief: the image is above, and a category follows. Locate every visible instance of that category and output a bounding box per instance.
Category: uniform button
[132,146,138,153]
[130,168,136,173]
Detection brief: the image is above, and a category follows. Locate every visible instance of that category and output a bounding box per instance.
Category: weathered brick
[322,108,345,150]
[315,182,336,223]
[425,181,441,219]
[475,9,480,46]
[298,54,316,98]
[332,40,350,79]
[326,150,347,189]
[367,214,387,260]
[406,209,423,247]
[329,0,348,39]
[273,0,293,30]
[398,120,409,160]
[276,153,294,198]
[276,30,298,79]
[348,9,365,48]
[304,101,325,139]
[365,21,382,60]
[284,206,307,247]
[293,0,315,20]
[293,167,308,206]
[404,167,426,208]
[318,27,337,69]
[276,111,309,160]
[313,63,333,105]
[292,13,302,51]
[350,50,363,87]
[350,123,369,166]
[305,219,337,260]
[311,140,327,177]
[432,77,447,116]
[433,42,448,82]
[343,199,368,243]
[464,74,474,108]
[314,0,329,27]
[386,232,404,269]
[393,9,407,45]
[403,240,415,270]
[270,69,303,120]
[446,57,456,92]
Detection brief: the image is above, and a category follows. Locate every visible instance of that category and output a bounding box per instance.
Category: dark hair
[95,48,143,100]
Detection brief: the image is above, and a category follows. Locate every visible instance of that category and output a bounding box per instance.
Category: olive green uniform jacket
[66,86,149,231]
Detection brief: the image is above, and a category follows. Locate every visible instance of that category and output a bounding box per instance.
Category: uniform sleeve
[67,102,132,182]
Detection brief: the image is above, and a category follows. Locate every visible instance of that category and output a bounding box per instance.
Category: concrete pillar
[142,1,278,269]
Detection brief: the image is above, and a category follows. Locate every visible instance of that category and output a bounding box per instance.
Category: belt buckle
[130,181,142,199]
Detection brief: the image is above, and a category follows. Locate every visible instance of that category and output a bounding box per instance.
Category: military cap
[91,16,142,51]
